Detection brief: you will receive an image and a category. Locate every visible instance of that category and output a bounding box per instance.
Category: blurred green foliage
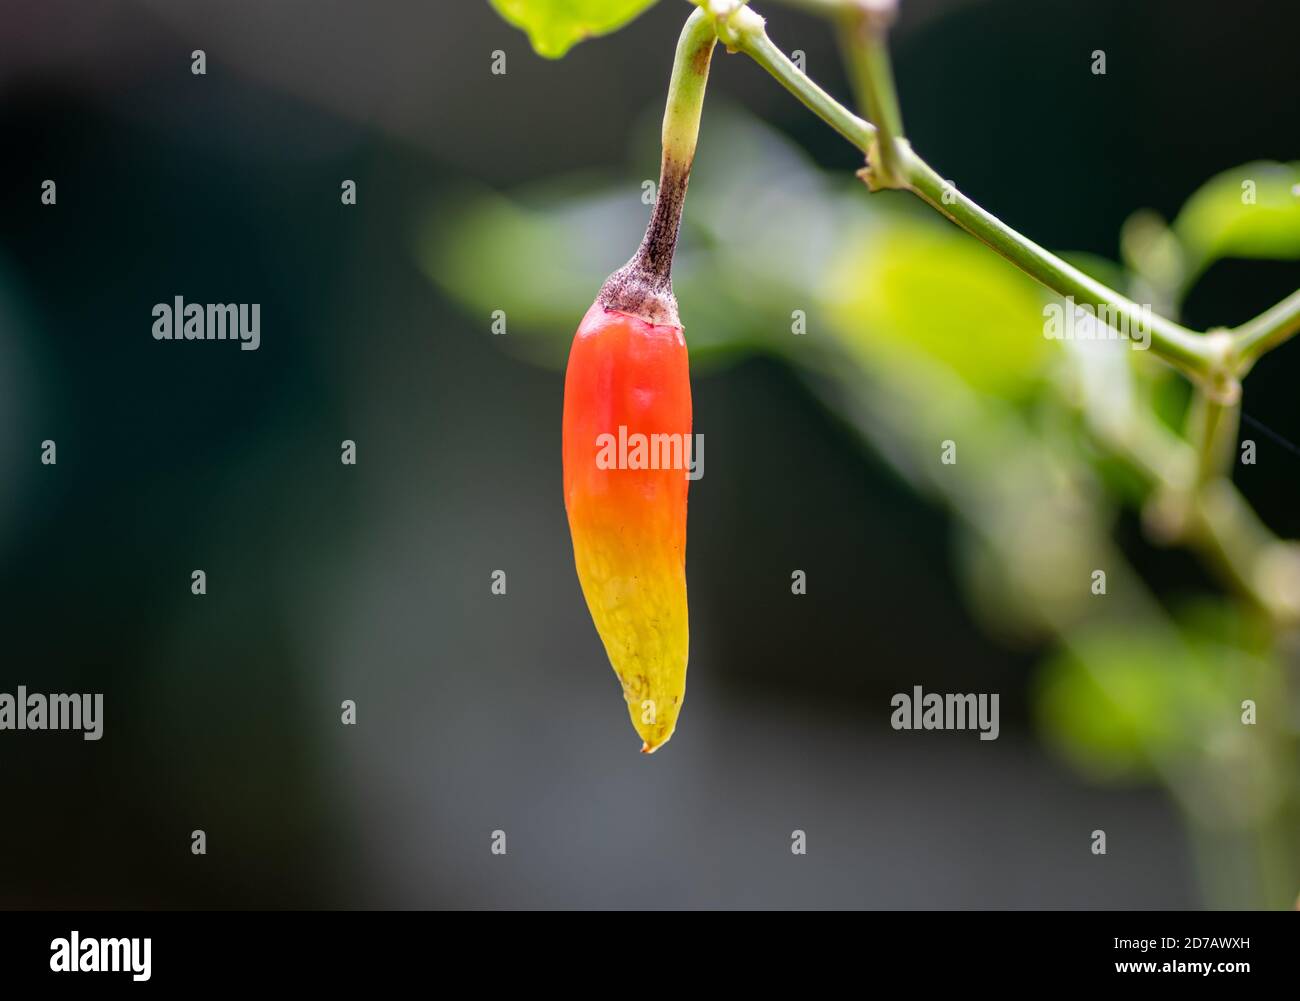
[421,106,1300,907]
[1173,161,1300,290]
[488,0,661,57]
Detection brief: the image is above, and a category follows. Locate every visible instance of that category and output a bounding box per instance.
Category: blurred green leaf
[1038,613,1288,837]
[488,0,660,57]
[1173,161,1300,282]
[823,225,1052,399]
[1037,627,1205,781]
[1119,209,1183,303]
[1035,621,1264,784]
[1176,597,1275,658]
[419,106,852,367]
[420,178,621,326]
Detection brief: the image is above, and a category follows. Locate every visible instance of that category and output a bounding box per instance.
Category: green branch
[691,0,1300,622]
[1232,288,1300,373]
[700,1,1246,390]
[841,1,908,189]
[905,158,1228,387]
[1185,386,1240,486]
[730,12,878,150]
[662,8,718,167]
[601,7,716,326]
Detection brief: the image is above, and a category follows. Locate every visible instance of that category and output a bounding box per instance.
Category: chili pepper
[563,297,691,753]
[562,13,714,753]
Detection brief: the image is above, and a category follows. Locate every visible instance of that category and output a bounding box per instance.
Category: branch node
[857,136,912,191]
[1201,330,1243,405]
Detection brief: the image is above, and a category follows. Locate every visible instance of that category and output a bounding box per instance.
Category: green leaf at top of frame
[1173,160,1300,278]
[489,0,661,57]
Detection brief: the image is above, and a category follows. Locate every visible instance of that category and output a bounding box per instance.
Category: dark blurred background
[1,0,1297,909]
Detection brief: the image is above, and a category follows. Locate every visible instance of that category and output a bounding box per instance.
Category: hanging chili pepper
[562,11,715,753]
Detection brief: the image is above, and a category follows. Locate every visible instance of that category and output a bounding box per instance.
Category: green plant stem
[1186,389,1241,486]
[1192,480,1294,621]
[704,1,1300,616]
[601,7,716,326]
[637,8,716,279]
[1233,288,1300,373]
[737,19,878,150]
[716,10,1223,384]
[661,8,718,167]
[842,4,907,188]
[703,0,1300,906]
[704,1,1299,386]
[905,158,1224,385]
